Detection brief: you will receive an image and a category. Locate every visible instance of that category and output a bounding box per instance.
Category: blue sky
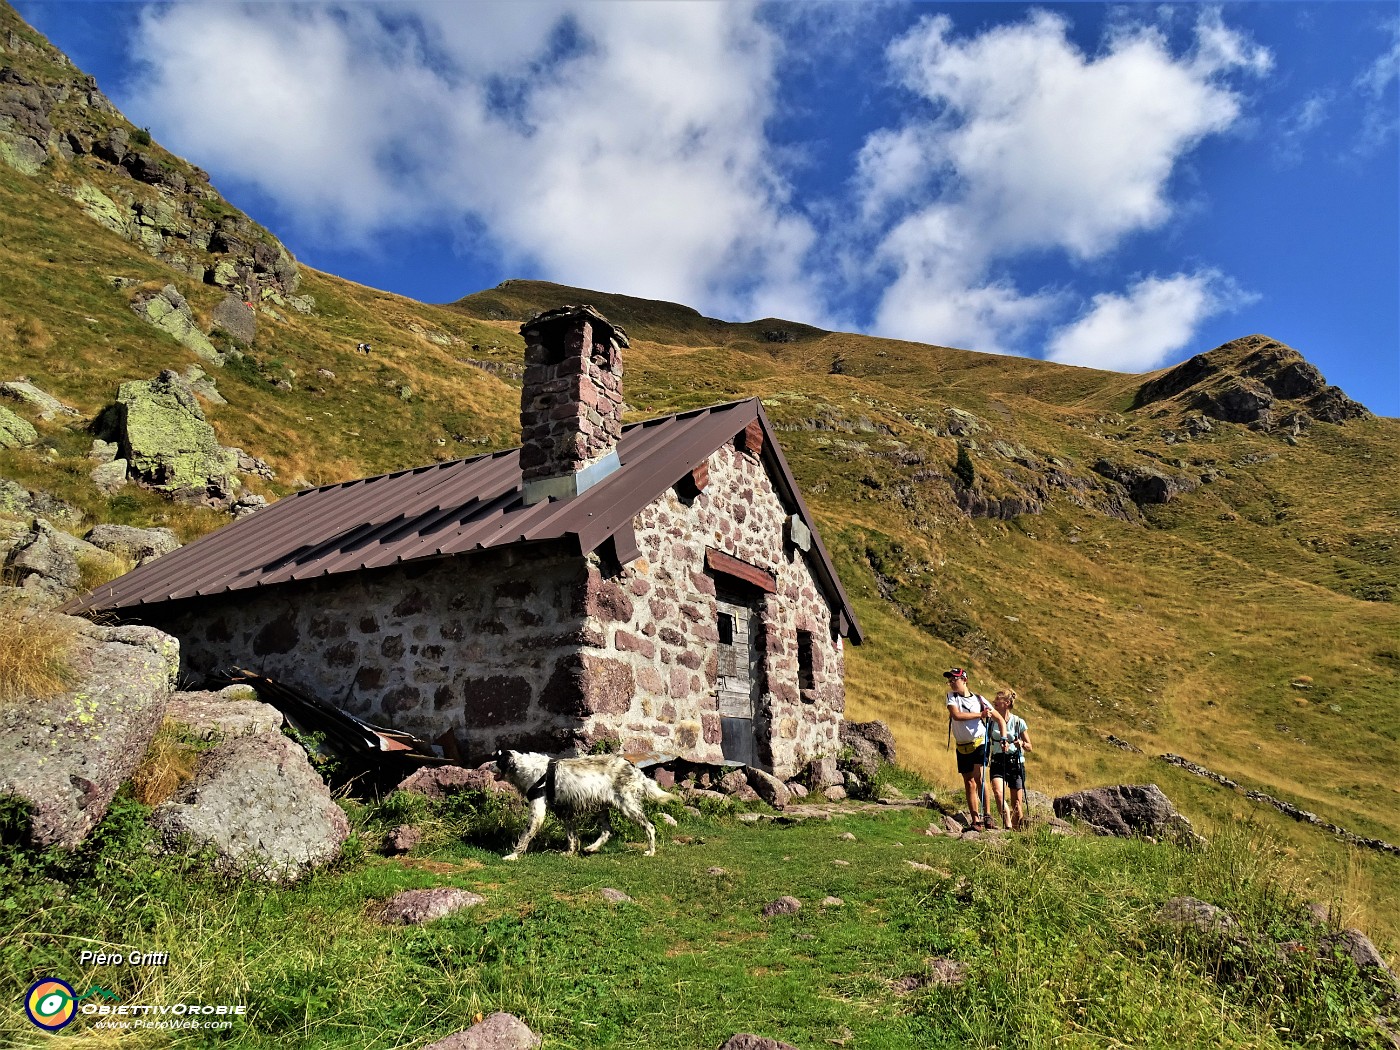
[21,2,1400,416]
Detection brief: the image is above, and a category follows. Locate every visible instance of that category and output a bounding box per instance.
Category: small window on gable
[797,630,815,694]
[718,612,735,645]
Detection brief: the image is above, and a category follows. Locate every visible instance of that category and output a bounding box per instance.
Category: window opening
[797,630,815,693]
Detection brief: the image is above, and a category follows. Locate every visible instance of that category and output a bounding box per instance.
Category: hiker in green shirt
[988,689,1033,830]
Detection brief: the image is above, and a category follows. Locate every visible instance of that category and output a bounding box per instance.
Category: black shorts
[955,745,986,776]
[989,753,1024,790]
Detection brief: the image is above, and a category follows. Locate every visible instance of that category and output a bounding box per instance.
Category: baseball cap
[942,668,968,681]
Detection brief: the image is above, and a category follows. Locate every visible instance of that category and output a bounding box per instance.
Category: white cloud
[1353,17,1400,156]
[1045,271,1253,372]
[125,2,821,321]
[861,8,1269,353]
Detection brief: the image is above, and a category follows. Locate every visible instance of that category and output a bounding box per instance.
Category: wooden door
[715,592,763,767]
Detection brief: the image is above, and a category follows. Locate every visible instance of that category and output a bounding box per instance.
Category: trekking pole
[979,715,991,828]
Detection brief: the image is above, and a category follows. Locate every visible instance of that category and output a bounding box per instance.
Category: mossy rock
[0,404,38,448]
[113,370,238,497]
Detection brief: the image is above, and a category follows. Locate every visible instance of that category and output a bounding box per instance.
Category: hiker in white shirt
[944,668,1006,830]
[988,689,1033,830]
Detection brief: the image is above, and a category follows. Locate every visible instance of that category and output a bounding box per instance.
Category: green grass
[2,790,1394,1049]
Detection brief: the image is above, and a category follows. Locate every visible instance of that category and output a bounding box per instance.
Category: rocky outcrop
[0,403,36,447]
[1092,459,1199,506]
[0,478,81,524]
[1134,336,1369,434]
[1,378,77,421]
[102,370,238,502]
[83,523,180,563]
[1053,784,1199,843]
[0,616,178,848]
[150,730,350,880]
[1,7,302,302]
[955,488,1043,519]
[131,285,221,363]
[3,518,122,606]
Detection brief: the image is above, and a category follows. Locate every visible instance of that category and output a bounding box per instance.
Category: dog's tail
[643,777,677,803]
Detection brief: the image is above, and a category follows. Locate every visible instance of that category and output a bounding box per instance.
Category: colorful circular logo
[25,978,77,1031]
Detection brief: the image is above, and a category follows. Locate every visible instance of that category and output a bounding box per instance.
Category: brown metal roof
[68,398,863,643]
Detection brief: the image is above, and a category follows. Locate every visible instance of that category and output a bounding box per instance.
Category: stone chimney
[518,305,628,505]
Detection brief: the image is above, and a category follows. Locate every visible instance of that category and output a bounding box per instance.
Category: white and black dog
[494,750,675,860]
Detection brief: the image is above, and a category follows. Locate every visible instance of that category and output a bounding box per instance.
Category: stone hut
[71,306,862,777]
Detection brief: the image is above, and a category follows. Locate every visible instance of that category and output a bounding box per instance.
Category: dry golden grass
[0,598,78,700]
[75,548,133,594]
[128,718,207,807]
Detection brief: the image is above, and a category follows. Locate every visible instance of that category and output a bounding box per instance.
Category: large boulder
[0,616,178,848]
[210,293,256,344]
[150,730,350,880]
[106,370,238,500]
[4,519,122,606]
[841,720,897,764]
[130,285,221,363]
[804,754,841,790]
[1053,784,1199,843]
[83,523,180,563]
[745,767,791,810]
[0,403,37,448]
[165,690,283,741]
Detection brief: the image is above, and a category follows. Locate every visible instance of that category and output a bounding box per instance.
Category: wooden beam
[705,547,777,593]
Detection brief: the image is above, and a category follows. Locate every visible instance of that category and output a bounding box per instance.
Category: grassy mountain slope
[2,2,1397,951]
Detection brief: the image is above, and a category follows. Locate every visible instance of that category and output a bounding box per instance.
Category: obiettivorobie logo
[24,979,116,1032]
[23,977,246,1032]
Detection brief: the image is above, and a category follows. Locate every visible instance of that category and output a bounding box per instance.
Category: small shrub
[132,127,152,146]
[953,442,976,488]
[0,600,77,700]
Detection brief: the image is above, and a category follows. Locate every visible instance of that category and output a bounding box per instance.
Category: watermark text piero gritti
[79,949,169,966]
